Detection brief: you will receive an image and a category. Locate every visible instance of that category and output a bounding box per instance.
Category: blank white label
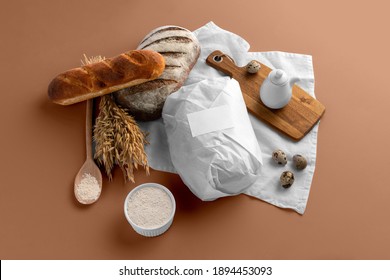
[187,105,235,137]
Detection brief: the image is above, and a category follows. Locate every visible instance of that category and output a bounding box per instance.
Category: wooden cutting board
[206,50,325,141]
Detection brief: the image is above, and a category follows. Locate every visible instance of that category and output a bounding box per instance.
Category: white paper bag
[162,77,263,201]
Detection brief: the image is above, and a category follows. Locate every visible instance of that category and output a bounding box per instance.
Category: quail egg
[293,154,307,170]
[246,60,261,74]
[272,149,287,165]
[280,171,295,188]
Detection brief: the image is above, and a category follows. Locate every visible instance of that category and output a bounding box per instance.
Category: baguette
[48,50,165,105]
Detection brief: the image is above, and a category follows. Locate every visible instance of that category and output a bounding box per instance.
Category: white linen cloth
[138,22,319,214]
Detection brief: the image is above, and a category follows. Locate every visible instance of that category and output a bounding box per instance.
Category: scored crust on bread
[113,26,201,121]
[48,50,165,105]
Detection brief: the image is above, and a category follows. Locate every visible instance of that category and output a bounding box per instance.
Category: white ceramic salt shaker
[260,69,300,109]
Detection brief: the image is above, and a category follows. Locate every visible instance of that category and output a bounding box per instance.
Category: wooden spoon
[74,99,102,204]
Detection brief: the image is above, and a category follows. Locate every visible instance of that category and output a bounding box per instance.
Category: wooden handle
[85,99,93,159]
[206,50,237,77]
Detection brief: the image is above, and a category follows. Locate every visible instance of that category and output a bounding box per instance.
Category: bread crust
[48,50,165,105]
[114,26,200,121]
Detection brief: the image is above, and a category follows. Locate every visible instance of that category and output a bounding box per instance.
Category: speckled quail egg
[246,60,261,74]
[280,171,295,188]
[293,154,307,170]
[272,149,287,165]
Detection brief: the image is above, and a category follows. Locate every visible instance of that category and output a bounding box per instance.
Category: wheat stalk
[81,54,106,65]
[94,95,149,182]
[82,55,150,182]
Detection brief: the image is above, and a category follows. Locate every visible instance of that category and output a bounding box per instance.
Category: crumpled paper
[138,21,319,214]
[162,77,263,200]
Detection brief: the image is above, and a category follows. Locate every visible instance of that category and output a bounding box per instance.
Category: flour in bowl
[126,186,173,229]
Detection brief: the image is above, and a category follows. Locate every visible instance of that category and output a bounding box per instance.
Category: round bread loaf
[114,25,201,121]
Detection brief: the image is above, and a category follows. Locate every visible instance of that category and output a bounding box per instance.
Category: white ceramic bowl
[124,183,176,237]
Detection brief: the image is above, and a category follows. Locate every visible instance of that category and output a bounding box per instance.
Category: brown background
[1,0,390,259]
